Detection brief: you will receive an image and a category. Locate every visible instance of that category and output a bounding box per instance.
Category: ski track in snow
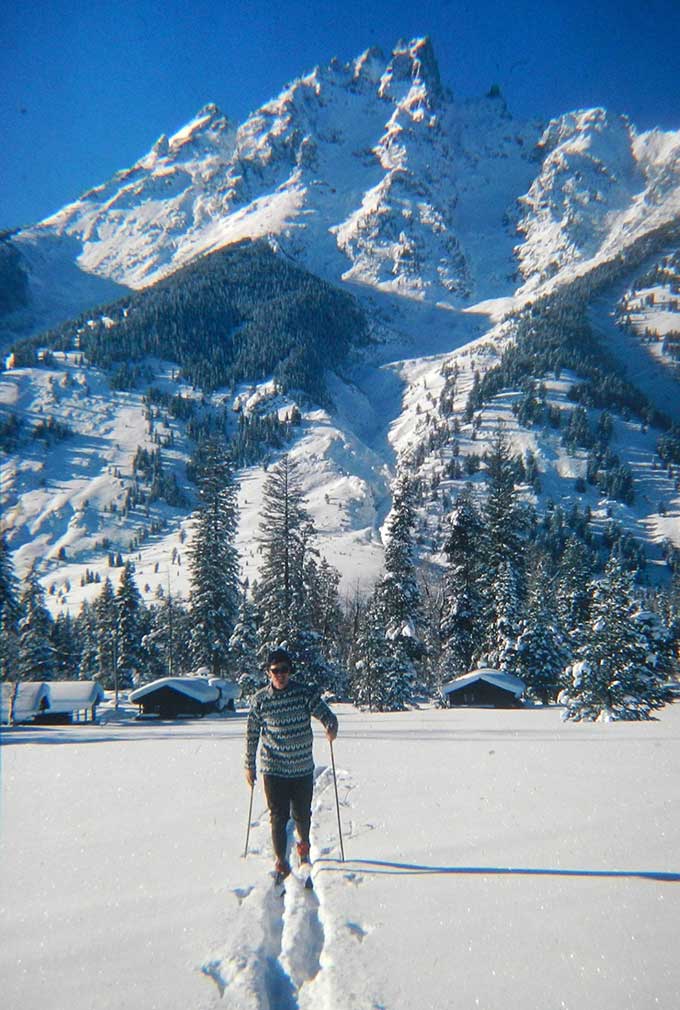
[201,765,371,1010]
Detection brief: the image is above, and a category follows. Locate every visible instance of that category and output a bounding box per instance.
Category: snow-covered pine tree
[562,555,671,721]
[76,601,99,680]
[556,537,594,644]
[115,562,144,688]
[51,611,80,680]
[516,557,569,703]
[479,431,526,662]
[483,430,525,575]
[486,559,523,673]
[439,487,484,683]
[0,533,20,681]
[147,591,193,680]
[351,583,404,711]
[254,454,329,684]
[299,553,344,694]
[255,453,311,647]
[381,472,425,677]
[94,577,117,688]
[631,606,675,687]
[17,567,55,681]
[188,439,240,678]
[228,584,263,699]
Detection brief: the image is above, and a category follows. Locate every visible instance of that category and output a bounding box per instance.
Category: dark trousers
[263,773,314,863]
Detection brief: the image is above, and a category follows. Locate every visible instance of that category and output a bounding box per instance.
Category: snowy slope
[2,703,679,1010]
[0,353,391,605]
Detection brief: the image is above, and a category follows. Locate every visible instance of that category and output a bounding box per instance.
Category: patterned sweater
[245,680,338,778]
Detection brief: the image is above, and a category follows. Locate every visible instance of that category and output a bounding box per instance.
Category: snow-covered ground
[2,702,679,1010]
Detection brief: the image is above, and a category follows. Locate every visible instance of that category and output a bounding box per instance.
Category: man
[245,648,338,880]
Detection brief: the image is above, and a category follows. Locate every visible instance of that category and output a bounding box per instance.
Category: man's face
[268,662,291,691]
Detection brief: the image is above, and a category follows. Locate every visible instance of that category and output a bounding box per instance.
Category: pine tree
[479,432,526,663]
[255,453,311,646]
[439,488,484,682]
[17,567,55,681]
[76,601,99,680]
[51,611,80,680]
[94,578,117,688]
[351,585,404,711]
[562,555,671,721]
[115,562,144,688]
[483,431,525,575]
[188,439,240,677]
[556,537,594,643]
[300,554,345,694]
[381,472,425,674]
[228,585,263,698]
[147,592,193,680]
[486,559,523,673]
[516,558,569,703]
[0,533,20,681]
[254,454,327,683]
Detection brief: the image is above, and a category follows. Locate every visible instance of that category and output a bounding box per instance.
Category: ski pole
[243,782,255,859]
[329,737,345,862]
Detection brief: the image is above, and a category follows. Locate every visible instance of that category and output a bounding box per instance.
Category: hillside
[13,239,369,403]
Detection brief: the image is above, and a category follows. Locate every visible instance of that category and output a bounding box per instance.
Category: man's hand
[326,725,338,743]
[245,768,256,788]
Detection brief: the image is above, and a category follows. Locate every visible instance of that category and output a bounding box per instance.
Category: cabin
[1,682,51,725]
[129,676,239,720]
[442,669,526,708]
[34,681,105,724]
[1,681,105,725]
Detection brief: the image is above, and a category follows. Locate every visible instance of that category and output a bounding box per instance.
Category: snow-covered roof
[47,681,106,713]
[208,678,240,700]
[441,669,526,698]
[130,677,226,704]
[1,682,51,724]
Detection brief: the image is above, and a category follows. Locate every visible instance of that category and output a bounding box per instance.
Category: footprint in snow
[343,872,364,886]
[346,921,369,943]
[232,886,254,906]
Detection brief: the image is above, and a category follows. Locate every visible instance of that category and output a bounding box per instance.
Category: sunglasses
[269,665,290,675]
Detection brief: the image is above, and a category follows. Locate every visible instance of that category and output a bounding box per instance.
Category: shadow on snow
[317,858,680,884]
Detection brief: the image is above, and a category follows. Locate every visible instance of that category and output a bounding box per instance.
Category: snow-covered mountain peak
[378,36,444,106]
[167,102,232,155]
[6,37,680,342]
[516,108,650,286]
[351,46,386,89]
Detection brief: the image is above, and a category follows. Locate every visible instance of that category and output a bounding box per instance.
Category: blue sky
[2,0,679,232]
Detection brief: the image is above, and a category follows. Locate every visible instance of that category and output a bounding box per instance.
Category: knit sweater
[245,680,338,778]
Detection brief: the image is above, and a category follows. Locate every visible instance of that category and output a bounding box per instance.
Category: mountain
[3,36,680,608]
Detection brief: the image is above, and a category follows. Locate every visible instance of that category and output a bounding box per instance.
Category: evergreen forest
[2,441,678,724]
[8,240,370,404]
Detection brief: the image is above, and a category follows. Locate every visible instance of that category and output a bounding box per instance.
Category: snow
[2,702,679,1010]
[0,682,49,724]
[42,680,105,713]
[442,669,526,698]
[129,676,228,705]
